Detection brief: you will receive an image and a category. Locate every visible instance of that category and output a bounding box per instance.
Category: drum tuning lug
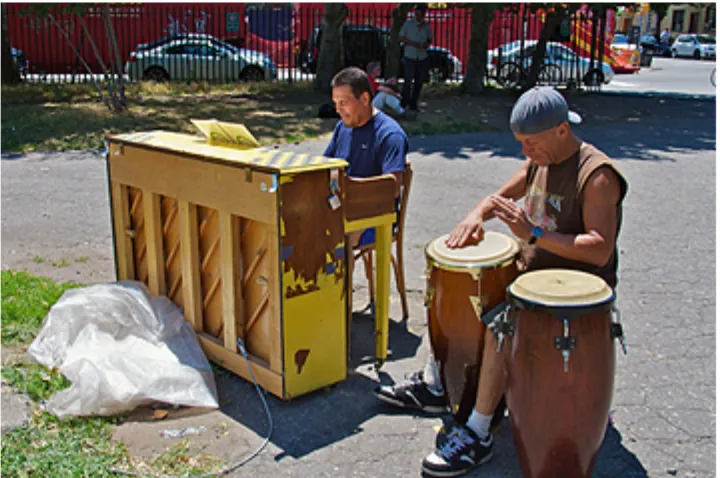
[496,333,505,353]
[424,286,435,307]
[611,306,628,355]
[554,318,576,373]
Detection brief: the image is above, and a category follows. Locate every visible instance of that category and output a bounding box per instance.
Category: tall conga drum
[504,269,619,478]
[425,231,519,425]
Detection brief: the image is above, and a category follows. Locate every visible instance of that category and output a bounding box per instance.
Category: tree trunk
[313,3,348,92]
[385,3,413,79]
[523,11,562,89]
[462,4,496,95]
[78,16,117,107]
[48,14,110,109]
[102,4,127,108]
[1,4,20,84]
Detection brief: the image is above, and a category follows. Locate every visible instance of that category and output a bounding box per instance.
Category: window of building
[705,6,715,31]
[672,10,685,31]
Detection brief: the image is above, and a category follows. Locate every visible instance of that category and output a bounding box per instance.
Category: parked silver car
[488,41,615,88]
[125,37,278,82]
[671,34,716,60]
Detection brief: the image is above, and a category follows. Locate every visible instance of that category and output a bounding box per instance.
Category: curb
[595,89,715,101]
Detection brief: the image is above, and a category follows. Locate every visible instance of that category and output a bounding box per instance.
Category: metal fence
[7,3,610,90]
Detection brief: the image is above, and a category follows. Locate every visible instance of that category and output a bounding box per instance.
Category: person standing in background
[400,4,433,112]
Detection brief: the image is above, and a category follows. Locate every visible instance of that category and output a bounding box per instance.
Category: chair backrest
[352,162,413,253]
[395,162,413,241]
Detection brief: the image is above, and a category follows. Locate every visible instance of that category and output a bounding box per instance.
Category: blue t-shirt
[323,111,408,177]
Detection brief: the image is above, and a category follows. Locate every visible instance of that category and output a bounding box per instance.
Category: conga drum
[425,231,519,425]
[504,269,619,478]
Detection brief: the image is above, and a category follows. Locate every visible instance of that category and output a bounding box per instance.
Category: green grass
[1,410,131,478]
[0,269,229,478]
[74,256,89,263]
[1,81,337,153]
[1,360,223,478]
[1,80,519,154]
[2,363,71,402]
[1,270,81,345]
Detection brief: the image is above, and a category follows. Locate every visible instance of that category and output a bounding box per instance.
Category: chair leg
[394,243,409,322]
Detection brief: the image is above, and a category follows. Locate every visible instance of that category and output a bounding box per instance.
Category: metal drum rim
[506,286,616,318]
[424,233,519,273]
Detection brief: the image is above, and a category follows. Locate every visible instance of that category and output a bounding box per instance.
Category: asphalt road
[1,96,715,477]
[605,56,716,97]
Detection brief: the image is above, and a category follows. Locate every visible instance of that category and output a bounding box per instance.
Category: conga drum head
[508,269,614,316]
[426,231,518,271]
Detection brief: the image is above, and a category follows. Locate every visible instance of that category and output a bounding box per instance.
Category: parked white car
[671,34,716,60]
[125,37,278,82]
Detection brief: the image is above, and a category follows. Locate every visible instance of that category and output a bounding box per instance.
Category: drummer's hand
[445,211,484,248]
[489,195,532,241]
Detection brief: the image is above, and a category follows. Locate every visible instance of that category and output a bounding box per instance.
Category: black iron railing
[7,3,609,90]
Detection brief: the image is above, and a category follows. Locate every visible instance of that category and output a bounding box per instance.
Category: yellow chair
[352,163,412,322]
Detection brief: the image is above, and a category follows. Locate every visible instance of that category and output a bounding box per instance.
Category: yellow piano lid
[108,130,348,175]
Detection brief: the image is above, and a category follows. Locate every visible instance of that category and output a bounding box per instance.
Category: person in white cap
[375,86,629,477]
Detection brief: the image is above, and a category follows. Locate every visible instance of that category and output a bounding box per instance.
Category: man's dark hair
[416,3,427,12]
[331,67,373,99]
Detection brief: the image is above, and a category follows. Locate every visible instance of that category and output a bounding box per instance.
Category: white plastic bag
[28,281,218,418]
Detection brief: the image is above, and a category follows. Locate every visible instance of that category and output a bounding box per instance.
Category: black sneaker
[422,426,493,477]
[374,371,447,414]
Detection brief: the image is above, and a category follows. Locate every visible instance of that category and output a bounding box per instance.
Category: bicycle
[711,67,716,87]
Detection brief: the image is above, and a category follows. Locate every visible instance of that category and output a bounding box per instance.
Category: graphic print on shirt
[524,166,562,232]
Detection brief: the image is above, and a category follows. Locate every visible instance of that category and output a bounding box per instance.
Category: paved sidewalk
[1,96,715,477]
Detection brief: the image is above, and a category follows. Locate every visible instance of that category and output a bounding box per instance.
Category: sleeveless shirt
[520,142,629,289]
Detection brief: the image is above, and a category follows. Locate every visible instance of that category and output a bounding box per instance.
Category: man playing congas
[374,86,628,477]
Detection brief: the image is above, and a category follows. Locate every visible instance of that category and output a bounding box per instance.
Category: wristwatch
[528,225,544,245]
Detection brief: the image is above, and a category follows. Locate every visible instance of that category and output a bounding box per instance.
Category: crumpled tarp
[28,281,218,418]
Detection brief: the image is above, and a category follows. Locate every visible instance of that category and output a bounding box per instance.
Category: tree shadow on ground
[409,95,715,163]
[0,92,338,154]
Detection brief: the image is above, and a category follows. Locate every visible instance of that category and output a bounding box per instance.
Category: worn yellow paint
[290,153,310,167]
[279,175,295,185]
[345,213,396,233]
[281,246,346,397]
[109,131,348,174]
[374,222,393,364]
[344,211,395,366]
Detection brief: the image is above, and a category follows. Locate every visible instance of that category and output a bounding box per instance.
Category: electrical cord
[108,337,274,477]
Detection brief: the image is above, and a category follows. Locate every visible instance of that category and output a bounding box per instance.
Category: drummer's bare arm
[445,159,531,248]
[493,167,622,267]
